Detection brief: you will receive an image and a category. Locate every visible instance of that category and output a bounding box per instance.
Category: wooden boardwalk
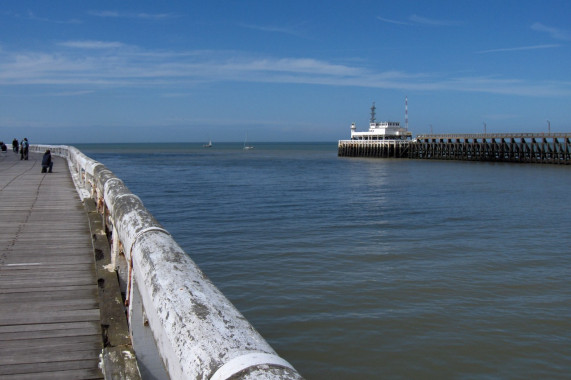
[0,150,103,379]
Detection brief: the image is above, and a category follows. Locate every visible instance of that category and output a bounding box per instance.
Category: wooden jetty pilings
[339,133,571,164]
[337,139,411,158]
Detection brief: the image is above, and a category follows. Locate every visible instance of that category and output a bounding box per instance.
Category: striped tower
[405,96,408,130]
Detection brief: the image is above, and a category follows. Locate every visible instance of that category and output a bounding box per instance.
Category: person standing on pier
[12,138,18,153]
[21,138,29,160]
[41,149,53,173]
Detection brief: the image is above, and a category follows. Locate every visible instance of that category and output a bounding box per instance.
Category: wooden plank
[0,347,102,366]
[0,269,96,279]
[0,309,101,325]
[1,298,99,312]
[0,321,99,335]
[0,367,103,380]
[0,285,96,295]
[0,353,101,373]
[0,326,100,341]
[0,288,97,303]
[0,277,98,289]
[0,336,102,355]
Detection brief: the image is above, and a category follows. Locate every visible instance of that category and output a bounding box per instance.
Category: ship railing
[338,139,412,146]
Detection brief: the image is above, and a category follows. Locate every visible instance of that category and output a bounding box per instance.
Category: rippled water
[78,142,571,379]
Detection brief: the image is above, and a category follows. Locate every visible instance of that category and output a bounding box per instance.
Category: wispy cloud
[376,16,410,26]
[0,45,569,97]
[238,23,309,39]
[58,40,125,49]
[476,44,560,54]
[377,14,461,27]
[5,10,82,24]
[409,14,461,26]
[531,22,571,40]
[88,10,178,20]
[45,90,95,97]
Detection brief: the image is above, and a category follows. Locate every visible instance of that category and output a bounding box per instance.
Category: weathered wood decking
[0,150,103,379]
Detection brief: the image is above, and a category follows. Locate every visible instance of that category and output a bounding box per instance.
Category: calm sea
[77,142,571,379]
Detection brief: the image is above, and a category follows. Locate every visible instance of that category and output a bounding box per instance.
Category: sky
[1,0,570,143]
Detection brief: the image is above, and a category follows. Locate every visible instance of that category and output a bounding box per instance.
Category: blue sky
[1,0,570,143]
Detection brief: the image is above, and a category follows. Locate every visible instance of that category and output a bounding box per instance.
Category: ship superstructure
[350,102,412,141]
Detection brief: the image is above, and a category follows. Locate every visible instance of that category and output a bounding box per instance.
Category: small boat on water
[203,140,213,148]
[243,133,254,150]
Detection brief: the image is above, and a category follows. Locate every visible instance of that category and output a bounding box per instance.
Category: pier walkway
[0,150,103,379]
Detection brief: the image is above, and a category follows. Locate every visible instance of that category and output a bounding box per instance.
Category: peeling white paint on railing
[31,145,304,380]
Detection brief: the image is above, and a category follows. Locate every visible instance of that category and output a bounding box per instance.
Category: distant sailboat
[243,133,254,150]
[203,139,213,148]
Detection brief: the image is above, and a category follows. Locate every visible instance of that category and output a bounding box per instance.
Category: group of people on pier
[9,138,29,160]
[3,138,53,173]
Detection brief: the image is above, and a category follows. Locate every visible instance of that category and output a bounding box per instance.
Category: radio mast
[405,96,408,130]
[370,102,376,123]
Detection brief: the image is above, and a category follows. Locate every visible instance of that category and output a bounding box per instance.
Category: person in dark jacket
[41,149,53,173]
[22,138,29,160]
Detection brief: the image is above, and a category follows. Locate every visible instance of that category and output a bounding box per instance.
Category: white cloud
[58,40,125,49]
[45,90,95,97]
[24,11,81,24]
[531,22,571,40]
[0,45,569,97]
[377,14,461,27]
[476,44,560,54]
[88,10,178,20]
[376,16,410,26]
[409,14,461,26]
[238,23,308,38]
[88,10,119,18]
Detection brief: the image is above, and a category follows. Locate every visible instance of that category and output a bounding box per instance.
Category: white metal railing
[338,139,411,146]
[30,145,302,380]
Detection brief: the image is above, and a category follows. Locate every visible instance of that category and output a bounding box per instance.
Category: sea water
[77,142,571,379]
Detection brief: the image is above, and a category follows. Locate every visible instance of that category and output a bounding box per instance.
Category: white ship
[350,102,412,141]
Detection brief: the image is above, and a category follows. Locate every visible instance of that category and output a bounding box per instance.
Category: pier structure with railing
[339,133,571,164]
[29,145,303,380]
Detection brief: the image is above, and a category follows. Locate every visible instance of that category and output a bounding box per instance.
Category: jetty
[338,133,571,164]
[0,146,303,380]
[339,102,570,164]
